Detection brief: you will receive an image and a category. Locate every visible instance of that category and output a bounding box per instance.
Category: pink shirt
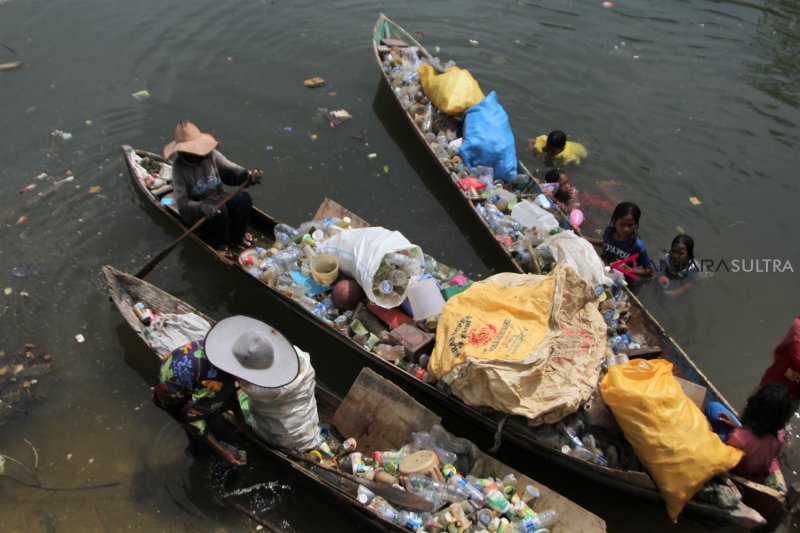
[727,427,784,481]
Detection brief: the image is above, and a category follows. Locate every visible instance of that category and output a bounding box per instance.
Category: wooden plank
[313,197,370,229]
[674,376,707,410]
[332,368,441,453]
[380,38,408,48]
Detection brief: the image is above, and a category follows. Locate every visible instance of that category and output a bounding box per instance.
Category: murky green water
[1,0,798,531]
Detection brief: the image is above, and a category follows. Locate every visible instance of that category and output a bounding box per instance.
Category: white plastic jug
[405,277,446,320]
[510,200,559,233]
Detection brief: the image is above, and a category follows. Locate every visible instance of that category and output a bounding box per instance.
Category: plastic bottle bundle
[273,223,298,248]
[557,420,608,466]
[371,248,419,300]
[407,474,474,508]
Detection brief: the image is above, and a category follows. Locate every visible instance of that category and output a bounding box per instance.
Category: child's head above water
[545,130,567,156]
[544,168,570,190]
[669,234,695,266]
[610,201,642,241]
[741,382,793,438]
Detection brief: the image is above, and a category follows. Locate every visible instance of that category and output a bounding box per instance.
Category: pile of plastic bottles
[381,48,564,272]
[309,426,560,532]
[592,268,643,366]
[372,249,420,300]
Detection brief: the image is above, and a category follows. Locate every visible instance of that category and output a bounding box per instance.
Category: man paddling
[164,120,262,259]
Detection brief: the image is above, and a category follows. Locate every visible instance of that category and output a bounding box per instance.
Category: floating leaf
[88,186,101,194]
[383,165,390,174]
[676,226,685,234]
[689,196,701,205]
[132,89,151,100]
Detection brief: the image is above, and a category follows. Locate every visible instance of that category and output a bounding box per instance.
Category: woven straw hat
[163,120,219,159]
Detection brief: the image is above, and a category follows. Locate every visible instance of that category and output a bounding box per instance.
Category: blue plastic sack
[459,91,517,181]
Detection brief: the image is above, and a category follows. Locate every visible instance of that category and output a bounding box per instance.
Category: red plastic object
[367,301,413,330]
[457,177,487,191]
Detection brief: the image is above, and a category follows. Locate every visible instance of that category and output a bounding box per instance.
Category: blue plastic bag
[459,91,517,181]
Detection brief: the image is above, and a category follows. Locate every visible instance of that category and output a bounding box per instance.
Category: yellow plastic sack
[601,359,744,522]
[429,263,607,423]
[418,64,484,115]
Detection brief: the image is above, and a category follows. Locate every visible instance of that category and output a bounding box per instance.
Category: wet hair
[741,382,794,438]
[546,130,567,150]
[544,168,563,183]
[610,202,642,238]
[671,234,695,261]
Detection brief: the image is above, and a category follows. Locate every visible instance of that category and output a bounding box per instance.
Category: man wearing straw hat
[154,316,300,467]
[164,120,262,258]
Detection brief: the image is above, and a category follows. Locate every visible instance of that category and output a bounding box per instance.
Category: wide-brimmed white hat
[205,316,299,388]
[163,120,219,159]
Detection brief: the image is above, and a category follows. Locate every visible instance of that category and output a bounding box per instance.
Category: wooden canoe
[101,264,606,532]
[369,13,788,529]
[121,143,781,528]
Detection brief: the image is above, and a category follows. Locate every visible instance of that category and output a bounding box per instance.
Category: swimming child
[658,234,699,294]
[585,201,653,280]
[542,168,579,213]
[704,382,793,488]
[527,129,588,166]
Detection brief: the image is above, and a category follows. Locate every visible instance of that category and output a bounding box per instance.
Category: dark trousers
[199,191,253,247]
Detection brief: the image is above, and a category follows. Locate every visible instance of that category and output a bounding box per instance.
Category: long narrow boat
[121,145,781,528]
[371,14,789,528]
[102,264,605,532]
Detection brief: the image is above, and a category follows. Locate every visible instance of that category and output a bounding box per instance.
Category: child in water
[542,168,579,213]
[704,382,793,489]
[658,234,699,295]
[585,202,653,281]
[527,129,588,166]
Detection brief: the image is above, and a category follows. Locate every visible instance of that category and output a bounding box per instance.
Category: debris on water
[689,196,701,205]
[367,153,377,159]
[19,183,36,194]
[676,226,685,234]
[3,264,28,284]
[310,133,318,141]
[4,287,12,296]
[67,453,73,461]
[35,172,48,180]
[75,334,85,343]
[602,1,615,6]
[303,76,325,88]
[0,344,55,425]
[20,291,29,298]
[383,165,390,174]
[469,39,479,46]
[88,458,95,464]
[85,120,93,126]
[351,134,368,142]
[0,60,23,71]
[88,186,101,194]
[16,215,28,225]
[54,175,75,185]
[265,145,273,151]
[50,130,73,140]
[132,89,151,100]
[281,126,293,132]
[226,56,234,62]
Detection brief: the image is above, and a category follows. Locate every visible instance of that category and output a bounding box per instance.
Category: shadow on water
[370,79,514,277]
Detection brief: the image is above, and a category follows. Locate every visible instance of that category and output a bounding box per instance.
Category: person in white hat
[164,120,263,258]
[205,316,322,451]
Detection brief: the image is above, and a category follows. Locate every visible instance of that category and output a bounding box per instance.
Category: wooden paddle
[288,451,436,512]
[134,179,251,279]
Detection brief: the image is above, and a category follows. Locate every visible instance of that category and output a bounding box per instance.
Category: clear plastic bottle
[514,509,558,532]
[385,252,410,267]
[273,223,298,247]
[445,472,487,508]
[369,496,399,523]
[407,474,471,507]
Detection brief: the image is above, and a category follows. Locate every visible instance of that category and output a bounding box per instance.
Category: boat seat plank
[332,368,441,454]
[381,38,408,48]
[313,197,370,229]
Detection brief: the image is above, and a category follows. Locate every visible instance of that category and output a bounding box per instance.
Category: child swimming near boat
[585,201,653,281]
[527,129,588,166]
[658,234,699,295]
[542,168,579,213]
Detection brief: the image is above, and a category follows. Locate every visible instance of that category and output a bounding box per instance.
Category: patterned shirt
[155,341,235,438]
